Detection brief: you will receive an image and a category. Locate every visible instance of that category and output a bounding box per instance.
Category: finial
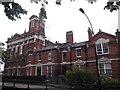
[99,29,101,32]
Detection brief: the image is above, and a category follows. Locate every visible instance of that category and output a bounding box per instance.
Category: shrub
[100,76,120,85]
[65,67,97,88]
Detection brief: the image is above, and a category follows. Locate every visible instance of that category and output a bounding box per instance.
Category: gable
[95,38,109,44]
[89,31,116,44]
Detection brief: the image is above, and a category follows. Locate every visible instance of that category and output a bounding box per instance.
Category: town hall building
[4,15,120,80]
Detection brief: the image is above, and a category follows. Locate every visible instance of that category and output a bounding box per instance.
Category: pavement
[1,82,51,89]
[0,81,70,90]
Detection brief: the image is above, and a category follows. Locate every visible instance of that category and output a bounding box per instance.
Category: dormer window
[95,38,109,55]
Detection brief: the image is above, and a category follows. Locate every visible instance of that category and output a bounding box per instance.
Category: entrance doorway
[37,67,41,76]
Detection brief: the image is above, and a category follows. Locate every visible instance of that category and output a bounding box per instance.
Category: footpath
[0,81,69,90]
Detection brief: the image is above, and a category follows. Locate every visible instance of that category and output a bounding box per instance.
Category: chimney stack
[88,27,93,41]
[66,31,73,43]
[115,29,120,43]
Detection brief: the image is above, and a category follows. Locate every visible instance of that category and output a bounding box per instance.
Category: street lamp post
[79,8,101,88]
[79,8,94,34]
[68,45,72,68]
[85,42,88,67]
[56,47,59,84]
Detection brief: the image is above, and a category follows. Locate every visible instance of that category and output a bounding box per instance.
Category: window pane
[38,53,41,60]
[105,63,112,75]
[31,21,34,28]
[99,63,104,69]
[48,51,52,60]
[62,52,66,62]
[105,63,111,69]
[76,49,81,57]
[47,66,52,78]
[99,63,112,76]
[102,43,109,53]
[96,44,102,54]
[99,70,105,75]
[99,63,105,75]
[106,69,112,75]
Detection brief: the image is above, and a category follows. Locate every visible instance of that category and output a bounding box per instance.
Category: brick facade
[4,15,120,80]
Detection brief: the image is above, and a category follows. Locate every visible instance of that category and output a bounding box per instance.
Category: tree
[39,5,47,20]
[0,42,6,62]
[1,2,27,21]
[0,0,120,21]
[66,67,97,89]
[104,1,120,12]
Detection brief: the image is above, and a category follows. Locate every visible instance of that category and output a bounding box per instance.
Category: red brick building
[4,15,55,76]
[4,15,120,80]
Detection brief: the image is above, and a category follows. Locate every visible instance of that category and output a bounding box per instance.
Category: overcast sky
[0,0,118,46]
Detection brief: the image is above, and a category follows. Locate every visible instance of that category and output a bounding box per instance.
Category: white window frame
[38,53,41,61]
[15,45,18,54]
[48,51,52,61]
[95,38,109,55]
[76,48,81,57]
[20,45,23,55]
[98,62,112,76]
[62,50,67,62]
[29,67,32,76]
[96,43,109,55]
[15,45,20,55]
[46,65,52,78]
[10,47,13,56]
[31,21,34,28]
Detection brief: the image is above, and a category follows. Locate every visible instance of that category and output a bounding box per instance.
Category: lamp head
[79,8,85,14]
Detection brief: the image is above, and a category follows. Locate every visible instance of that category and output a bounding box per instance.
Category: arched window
[95,38,109,55]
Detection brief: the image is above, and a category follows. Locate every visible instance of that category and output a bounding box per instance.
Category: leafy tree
[0,42,6,62]
[1,2,27,21]
[0,0,119,21]
[39,5,47,20]
[104,1,120,12]
[66,66,97,88]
